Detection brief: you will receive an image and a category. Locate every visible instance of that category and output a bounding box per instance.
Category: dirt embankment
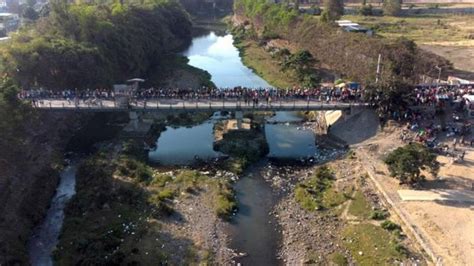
[0,113,91,264]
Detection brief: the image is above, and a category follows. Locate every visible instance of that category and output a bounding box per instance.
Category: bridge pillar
[129,111,139,130]
[235,111,243,129]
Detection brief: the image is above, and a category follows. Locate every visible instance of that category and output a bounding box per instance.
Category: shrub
[359,4,373,16]
[214,183,237,219]
[294,166,336,211]
[150,173,173,187]
[383,0,402,16]
[370,210,389,220]
[394,243,408,255]
[157,189,175,201]
[381,220,401,231]
[295,184,320,210]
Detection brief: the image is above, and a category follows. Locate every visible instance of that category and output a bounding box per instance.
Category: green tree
[359,3,373,16]
[281,50,320,86]
[22,6,39,20]
[2,0,193,89]
[384,143,439,186]
[383,0,402,16]
[322,0,344,22]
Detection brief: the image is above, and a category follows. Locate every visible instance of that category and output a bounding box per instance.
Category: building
[0,0,7,11]
[463,94,474,118]
[0,12,19,37]
[335,20,374,36]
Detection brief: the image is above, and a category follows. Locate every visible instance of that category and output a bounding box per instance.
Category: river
[150,30,319,265]
[27,29,318,266]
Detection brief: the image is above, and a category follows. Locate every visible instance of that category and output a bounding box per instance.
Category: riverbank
[54,143,238,264]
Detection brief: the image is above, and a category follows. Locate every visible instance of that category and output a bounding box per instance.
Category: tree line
[1,0,193,89]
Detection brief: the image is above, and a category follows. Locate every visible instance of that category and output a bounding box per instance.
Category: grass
[116,157,153,183]
[234,40,299,88]
[348,190,372,219]
[329,252,349,266]
[343,14,474,45]
[149,170,238,219]
[342,223,405,265]
[294,166,348,211]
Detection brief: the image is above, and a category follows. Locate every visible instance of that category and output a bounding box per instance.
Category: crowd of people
[18,84,474,105]
[18,86,366,105]
[412,84,474,106]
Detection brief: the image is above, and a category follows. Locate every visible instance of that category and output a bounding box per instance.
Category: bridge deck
[31,99,368,112]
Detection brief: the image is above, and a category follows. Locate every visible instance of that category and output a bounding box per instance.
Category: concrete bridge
[31,98,369,131]
[31,99,369,113]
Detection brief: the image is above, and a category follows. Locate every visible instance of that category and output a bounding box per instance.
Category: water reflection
[183,32,271,88]
[148,122,219,165]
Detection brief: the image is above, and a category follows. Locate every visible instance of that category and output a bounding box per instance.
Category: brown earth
[329,110,474,265]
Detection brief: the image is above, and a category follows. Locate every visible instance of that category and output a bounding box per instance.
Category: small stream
[27,163,78,266]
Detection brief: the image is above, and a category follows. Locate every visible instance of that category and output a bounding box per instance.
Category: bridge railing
[30,98,369,111]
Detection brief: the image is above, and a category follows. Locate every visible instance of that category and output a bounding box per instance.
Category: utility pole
[375,53,382,83]
[435,65,442,84]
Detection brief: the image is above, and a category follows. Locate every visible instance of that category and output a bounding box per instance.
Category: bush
[157,189,175,201]
[150,173,173,187]
[394,243,408,255]
[117,158,153,183]
[359,4,373,16]
[294,166,337,211]
[384,143,439,186]
[295,184,320,210]
[381,220,401,231]
[383,0,402,16]
[214,183,237,220]
[370,210,389,220]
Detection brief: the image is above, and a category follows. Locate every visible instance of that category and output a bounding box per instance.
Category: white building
[0,12,19,36]
[463,94,474,118]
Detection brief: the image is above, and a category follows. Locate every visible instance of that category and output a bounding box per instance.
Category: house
[463,94,474,118]
[0,12,19,36]
[335,20,374,36]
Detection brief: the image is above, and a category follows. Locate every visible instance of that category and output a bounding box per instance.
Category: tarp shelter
[127,78,145,83]
[463,95,474,118]
[126,78,145,91]
[348,82,360,90]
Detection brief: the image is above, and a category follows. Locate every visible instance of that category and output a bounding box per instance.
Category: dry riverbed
[267,155,427,265]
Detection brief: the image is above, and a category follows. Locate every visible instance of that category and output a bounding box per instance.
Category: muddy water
[229,161,282,265]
